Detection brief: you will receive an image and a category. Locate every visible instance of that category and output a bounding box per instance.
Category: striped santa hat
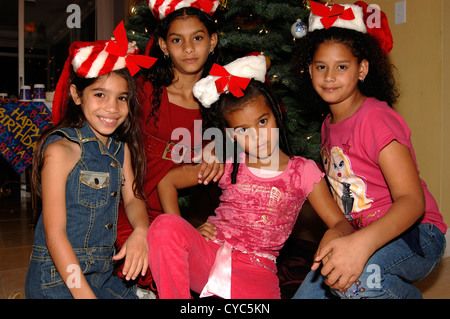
[70,40,128,79]
[147,0,219,20]
[52,21,156,123]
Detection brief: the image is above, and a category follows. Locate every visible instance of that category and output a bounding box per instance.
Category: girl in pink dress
[147,55,354,299]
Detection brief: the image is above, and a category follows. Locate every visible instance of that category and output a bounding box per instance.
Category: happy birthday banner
[0,99,53,174]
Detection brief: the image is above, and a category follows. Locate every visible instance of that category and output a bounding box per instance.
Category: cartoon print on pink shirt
[322,145,373,227]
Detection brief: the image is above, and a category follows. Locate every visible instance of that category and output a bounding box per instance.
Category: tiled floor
[0,192,34,299]
[1,191,449,299]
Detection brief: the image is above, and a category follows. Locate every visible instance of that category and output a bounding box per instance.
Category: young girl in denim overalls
[25,23,156,299]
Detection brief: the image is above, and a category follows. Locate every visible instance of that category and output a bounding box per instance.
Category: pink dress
[147,153,324,298]
[208,153,324,260]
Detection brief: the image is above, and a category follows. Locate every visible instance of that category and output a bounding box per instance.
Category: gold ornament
[219,0,229,11]
[302,0,311,11]
[129,0,138,16]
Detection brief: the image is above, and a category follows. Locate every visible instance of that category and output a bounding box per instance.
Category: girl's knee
[151,213,185,230]
[147,214,190,245]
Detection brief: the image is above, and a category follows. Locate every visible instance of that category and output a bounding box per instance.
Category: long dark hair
[142,7,222,123]
[203,80,293,184]
[293,27,399,110]
[32,69,146,200]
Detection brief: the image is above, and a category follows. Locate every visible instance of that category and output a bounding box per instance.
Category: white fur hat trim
[309,3,367,34]
[193,55,267,108]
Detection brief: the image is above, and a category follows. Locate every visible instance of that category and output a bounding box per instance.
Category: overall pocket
[40,259,91,299]
[79,171,109,208]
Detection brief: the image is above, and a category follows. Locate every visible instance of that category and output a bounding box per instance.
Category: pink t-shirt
[207,153,324,259]
[321,97,447,234]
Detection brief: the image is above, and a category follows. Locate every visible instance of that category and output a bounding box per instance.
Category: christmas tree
[126,0,325,162]
[125,1,156,52]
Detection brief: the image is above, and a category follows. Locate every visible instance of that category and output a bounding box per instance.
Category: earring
[164,53,170,60]
[359,77,365,83]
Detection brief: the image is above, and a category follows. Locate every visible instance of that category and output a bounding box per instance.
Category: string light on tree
[219,0,229,10]
[302,0,311,11]
[129,0,138,16]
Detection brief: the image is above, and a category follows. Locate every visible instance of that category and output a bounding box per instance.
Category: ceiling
[0,0,94,49]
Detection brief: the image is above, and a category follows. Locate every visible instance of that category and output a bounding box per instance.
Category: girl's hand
[113,228,149,281]
[197,222,217,241]
[310,227,345,272]
[193,141,225,185]
[312,232,374,291]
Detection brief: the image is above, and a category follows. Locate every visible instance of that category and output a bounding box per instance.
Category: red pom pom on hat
[354,1,393,55]
[355,1,394,55]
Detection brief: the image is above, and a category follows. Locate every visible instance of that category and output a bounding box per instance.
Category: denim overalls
[25,123,137,299]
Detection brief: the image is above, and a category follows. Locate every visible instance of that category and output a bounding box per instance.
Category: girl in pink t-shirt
[293,2,446,299]
[147,56,354,299]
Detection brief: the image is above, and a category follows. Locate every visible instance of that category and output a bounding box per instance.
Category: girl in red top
[116,1,224,289]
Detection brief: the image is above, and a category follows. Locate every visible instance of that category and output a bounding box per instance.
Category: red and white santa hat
[193,55,267,108]
[147,0,220,20]
[308,1,393,55]
[70,40,128,79]
[52,21,156,123]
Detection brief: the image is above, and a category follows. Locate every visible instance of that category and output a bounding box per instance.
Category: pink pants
[147,214,281,299]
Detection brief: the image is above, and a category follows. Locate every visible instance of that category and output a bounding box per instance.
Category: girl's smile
[309,41,368,123]
[70,72,129,146]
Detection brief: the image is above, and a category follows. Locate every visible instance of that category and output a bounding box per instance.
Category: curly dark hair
[202,80,293,184]
[142,7,223,124]
[292,27,399,110]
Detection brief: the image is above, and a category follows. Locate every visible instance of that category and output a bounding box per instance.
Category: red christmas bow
[106,21,157,76]
[310,1,355,30]
[210,63,251,98]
